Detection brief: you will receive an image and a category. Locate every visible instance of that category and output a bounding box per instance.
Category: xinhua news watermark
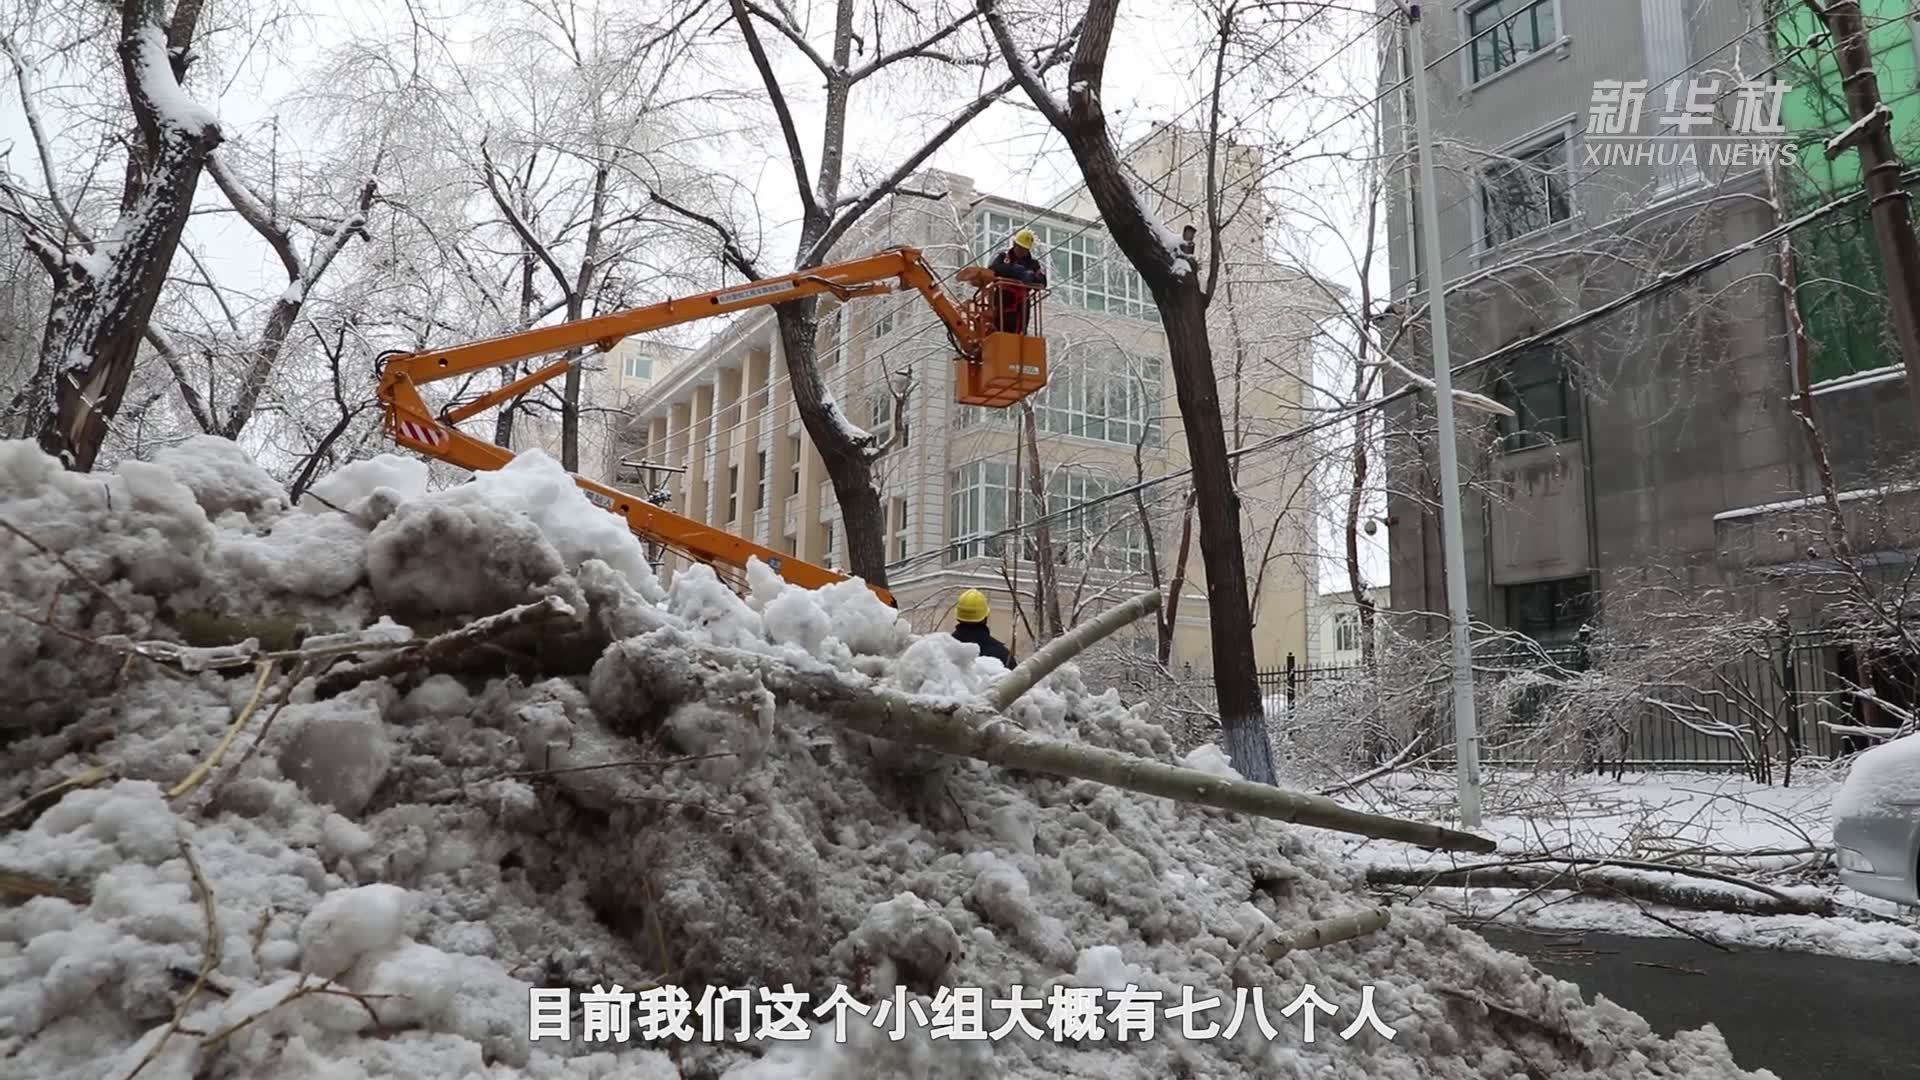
[1584,77,1793,170]
[526,982,1399,1045]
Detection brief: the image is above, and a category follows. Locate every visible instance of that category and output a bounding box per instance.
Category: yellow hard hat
[956,588,990,623]
[1012,228,1037,250]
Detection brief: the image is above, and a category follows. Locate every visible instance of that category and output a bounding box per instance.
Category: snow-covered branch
[738,0,834,76]
[206,152,301,279]
[1376,355,1516,418]
[977,0,1070,130]
[848,11,982,81]
[0,33,88,247]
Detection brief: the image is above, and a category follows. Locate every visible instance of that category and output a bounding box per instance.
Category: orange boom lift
[375,247,1047,608]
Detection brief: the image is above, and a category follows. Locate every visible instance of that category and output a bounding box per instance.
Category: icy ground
[0,437,1780,1078]
[1344,770,1920,965]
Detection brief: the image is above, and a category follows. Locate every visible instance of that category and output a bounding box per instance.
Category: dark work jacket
[953,620,1013,668]
[988,249,1048,286]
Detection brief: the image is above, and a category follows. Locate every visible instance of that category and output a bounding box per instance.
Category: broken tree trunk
[1365,861,1835,917]
[991,590,1159,710]
[620,631,1497,853]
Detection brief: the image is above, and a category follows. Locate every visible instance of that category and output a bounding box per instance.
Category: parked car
[1832,733,1920,906]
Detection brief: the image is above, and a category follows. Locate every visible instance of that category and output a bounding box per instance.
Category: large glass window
[1467,0,1558,83]
[948,460,1015,561]
[970,210,1155,321]
[1480,133,1573,249]
[952,347,1162,447]
[948,460,1150,573]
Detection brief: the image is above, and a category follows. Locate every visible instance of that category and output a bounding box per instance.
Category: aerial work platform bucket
[954,278,1048,407]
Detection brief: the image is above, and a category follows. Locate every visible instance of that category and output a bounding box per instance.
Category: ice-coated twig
[0,763,113,826]
[123,841,221,1080]
[313,595,582,696]
[1261,907,1392,959]
[0,516,128,621]
[169,660,276,801]
[989,590,1160,711]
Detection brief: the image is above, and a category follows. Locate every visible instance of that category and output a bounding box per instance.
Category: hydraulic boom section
[375,247,1048,606]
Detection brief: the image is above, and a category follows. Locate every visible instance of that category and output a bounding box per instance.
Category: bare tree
[3,0,220,470]
[649,0,1075,588]
[981,0,1279,780]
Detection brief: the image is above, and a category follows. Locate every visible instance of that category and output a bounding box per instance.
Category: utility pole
[1815,0,1920,419]
[1403,3,1483,827]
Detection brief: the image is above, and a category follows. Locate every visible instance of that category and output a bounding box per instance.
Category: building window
[1030,348,1161,446]
[755,450,768,511]
[950,460,1151,571]
[873,305,896,339]
[1043,469,1151,573]
[1504,575,1593,642]
[970,210,1155,322]
[726,464,739,522]
[822,521,835,566]
[1492,354,1576,451]
[1334,611,1361,653]
[1479,129,1573,249]
[784,533,797,554]
[948,459,1015,561]
[891,497,909,561]
[1467,0,1558,83]
[789,435,802,495]
[623,354,653,380]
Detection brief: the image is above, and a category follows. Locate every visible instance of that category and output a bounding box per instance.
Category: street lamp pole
[1404,2,1483,827]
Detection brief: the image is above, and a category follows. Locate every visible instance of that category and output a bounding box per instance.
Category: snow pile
[0,439,1780,1079]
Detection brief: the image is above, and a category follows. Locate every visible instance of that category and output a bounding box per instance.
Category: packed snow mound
[0,440,1777,1079]
[1833,733,1920,821]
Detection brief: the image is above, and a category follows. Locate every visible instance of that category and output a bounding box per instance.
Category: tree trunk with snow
[26,2,219,470]
[983,0,1273,783]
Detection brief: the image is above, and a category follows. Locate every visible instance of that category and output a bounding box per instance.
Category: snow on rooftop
[0,438,1779,1079]
[1712,482,1920,523]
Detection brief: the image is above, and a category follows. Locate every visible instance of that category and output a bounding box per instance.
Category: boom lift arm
[375,247,1045,607]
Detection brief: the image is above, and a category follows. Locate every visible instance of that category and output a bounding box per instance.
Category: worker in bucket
[953,588,1013,669]
[987,228,1047,334]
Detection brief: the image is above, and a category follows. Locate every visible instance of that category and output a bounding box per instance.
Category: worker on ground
[952,588,1013,669]
[988,228,1047,334]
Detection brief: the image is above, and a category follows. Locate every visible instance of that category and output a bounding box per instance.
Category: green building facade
[1775,0,1920,382]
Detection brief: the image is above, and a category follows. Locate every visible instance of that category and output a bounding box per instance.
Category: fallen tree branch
[0,866,89,905]
[0,763,114,827]
[169,660,277,801]
[124,841,221,1080]
[1365,859,1835,917]
[314,596,582,697]
[989,590,1159,710]
[0,516,129,622]
[1262,907,1391,960]
[625,633,1498,853]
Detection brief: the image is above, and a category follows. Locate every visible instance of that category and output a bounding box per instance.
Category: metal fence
[1156,634,1896,779]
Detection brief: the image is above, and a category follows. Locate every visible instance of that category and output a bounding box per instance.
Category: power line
[882,166,1909,577]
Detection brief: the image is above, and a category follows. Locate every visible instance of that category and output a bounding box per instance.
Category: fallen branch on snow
[618,633,1498,853]
[990,590,1158,710]
[169,660,276,801]
[1262,907,1391,960]
[0,763,114,827]
[1366,857,1836,917]
[313,596,583,696]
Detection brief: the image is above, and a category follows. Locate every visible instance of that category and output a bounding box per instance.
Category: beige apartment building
[618,126,1328,671]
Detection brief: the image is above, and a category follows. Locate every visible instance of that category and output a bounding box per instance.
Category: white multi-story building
[620,127,1331,669]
